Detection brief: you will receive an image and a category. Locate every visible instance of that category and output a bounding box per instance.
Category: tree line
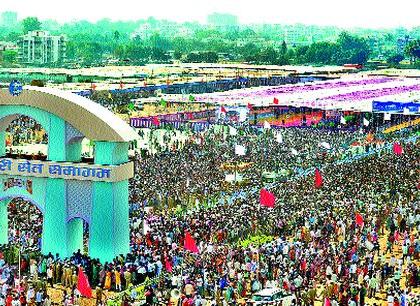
[0,16,419,67]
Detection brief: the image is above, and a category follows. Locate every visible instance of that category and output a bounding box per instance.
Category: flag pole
[18,242,21,287]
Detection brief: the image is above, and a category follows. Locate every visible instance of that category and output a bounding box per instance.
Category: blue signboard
[372,101,419,113]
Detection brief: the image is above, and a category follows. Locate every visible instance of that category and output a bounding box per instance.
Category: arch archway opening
[67,218,90,257]
[4,115,48,160]
[80,137,95,164]
[7,197,44,252]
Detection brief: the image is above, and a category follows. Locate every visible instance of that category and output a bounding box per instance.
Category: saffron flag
[315,168,323,188]
[273,97,279,105]
[77,267,92,298]
[260,188,275,208]
[119,81,124,89]
[90,83,97,91]
[355,213,364,226]
[152,117,160,126]
[393,142,403,155]
[184,231,199,253]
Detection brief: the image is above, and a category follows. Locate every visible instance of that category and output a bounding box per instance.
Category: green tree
[334,32,371,65]
[259,47,279,64]
[1,50,17,66]
[239,43,260,62]
[386,54,404,66]
[21,17,42,34]
[280,40,287,55]
[404,39,420,64]
[114,31,120,42]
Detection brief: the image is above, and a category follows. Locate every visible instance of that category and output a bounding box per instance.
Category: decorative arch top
[0,86,139,143]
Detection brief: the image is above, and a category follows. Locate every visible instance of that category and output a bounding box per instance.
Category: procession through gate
[0,86,138,263]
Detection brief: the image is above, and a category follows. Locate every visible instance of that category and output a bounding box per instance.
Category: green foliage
[404,39,420,63]
[4,15,414,67]
[294,32,371,65]
[237,234,274,248]
[185,51,218,63]
[21,17,42,34]
[1,50,17,65]
[386,54,404,65]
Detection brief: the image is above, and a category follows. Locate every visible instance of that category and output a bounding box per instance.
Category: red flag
[152,117,160,126]
[119,80,124,89]
[273,97,279,105]
[355,213,364,226]
[393,142,403,155]
[247,103,253,110]
[77,267,92,298]
[164,256,173,272]
[184,231,199,253]
[220,106,227,113]
[259,188,275,208]
[314,168,323,188]
[324,297,331,306]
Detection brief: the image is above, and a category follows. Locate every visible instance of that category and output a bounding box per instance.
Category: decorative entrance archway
[0,86,138,263]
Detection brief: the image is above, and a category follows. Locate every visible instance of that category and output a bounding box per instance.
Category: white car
[250,288,296,306]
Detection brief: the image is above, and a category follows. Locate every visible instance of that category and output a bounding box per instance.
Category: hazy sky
[2,0,419,29]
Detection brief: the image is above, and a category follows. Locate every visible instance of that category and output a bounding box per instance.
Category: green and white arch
[0,86,138,263]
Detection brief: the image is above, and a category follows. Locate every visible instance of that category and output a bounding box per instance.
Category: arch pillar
[67,218,84,256]
[42,115,68,257]
[42,179,67,256]
[0,199,9,245]
[0,131,6,157]
[90,141,130,263]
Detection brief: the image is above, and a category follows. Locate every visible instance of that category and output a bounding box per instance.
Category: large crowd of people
[0,112,419,306]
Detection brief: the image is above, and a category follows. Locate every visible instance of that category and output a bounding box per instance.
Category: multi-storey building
[17,31,67,65]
